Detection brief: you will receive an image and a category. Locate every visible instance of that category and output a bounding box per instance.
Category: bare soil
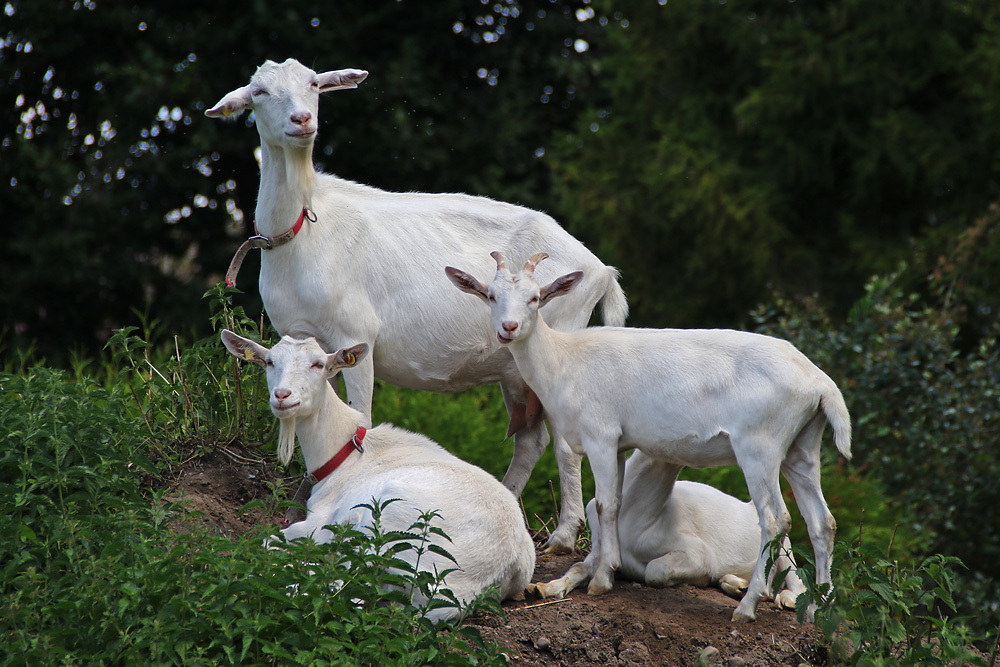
[161,444,822,667]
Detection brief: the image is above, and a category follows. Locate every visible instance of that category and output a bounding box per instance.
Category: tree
[0,0,604,365]
[550,0,1000,328]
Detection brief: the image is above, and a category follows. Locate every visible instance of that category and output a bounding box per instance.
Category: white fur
[528,451,807,611]
[206,59,627,552]
[447,253,851,622]
[221,330,536,623]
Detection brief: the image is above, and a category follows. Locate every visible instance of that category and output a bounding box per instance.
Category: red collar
[252,206,313,238]
[307,426,367,483]
[225,206,315,287]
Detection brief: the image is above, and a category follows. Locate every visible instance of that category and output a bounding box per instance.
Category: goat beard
[277,416,297,467]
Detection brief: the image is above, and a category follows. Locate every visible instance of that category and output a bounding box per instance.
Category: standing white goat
[206,58,627,553]
[528,451,807,611]
[446,252,851,622]
[220,329,536,623]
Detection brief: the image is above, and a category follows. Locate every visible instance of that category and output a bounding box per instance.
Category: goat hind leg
[733,468,789,622]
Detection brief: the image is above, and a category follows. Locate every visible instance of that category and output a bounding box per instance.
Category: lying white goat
[528,450,806,610]
[221,329,536,623]
[206,58,627,553]
[446,252,851,622]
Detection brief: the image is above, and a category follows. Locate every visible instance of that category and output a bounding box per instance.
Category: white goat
[446,252,851,622]
[220,329,536,623]
[528,451,807,611]
[206,58,627,553]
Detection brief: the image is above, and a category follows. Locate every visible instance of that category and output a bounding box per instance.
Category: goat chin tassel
[277,417,297,466]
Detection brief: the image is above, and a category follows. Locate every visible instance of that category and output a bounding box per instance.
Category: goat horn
[490,251,507,272]
[523,252,549,274]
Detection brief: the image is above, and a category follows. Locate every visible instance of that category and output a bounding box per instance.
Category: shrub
[754,269,1000,635]
[787,538,993,667]
[0,355,509,665]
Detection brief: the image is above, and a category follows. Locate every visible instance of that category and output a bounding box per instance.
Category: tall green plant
[787,538,992,666]
[0,362,510,665]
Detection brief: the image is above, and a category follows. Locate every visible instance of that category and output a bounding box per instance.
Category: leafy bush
[753,267,1000,635]
[787,539,993,667]
[0,353,510,665]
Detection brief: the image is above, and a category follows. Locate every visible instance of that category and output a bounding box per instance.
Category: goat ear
[445,266,489,302]
[316,68,368,92]
[327,343,369,373]
[221,329,269,366]
[205,85,253,119]
[540,271,583,306]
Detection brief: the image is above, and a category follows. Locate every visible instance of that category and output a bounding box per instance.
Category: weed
[783,534,992,666]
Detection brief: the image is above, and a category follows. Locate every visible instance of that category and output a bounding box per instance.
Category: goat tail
[599,265,629,327]
[820,383,852,461]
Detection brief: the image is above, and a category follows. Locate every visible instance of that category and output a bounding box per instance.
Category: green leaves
[0,359,509,666]
[787,541,989,667]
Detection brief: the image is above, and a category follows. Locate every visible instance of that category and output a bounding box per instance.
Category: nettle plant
[2,300,512,665]
[783,537,995,667]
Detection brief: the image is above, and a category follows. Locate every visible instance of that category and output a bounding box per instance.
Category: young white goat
[446,252,851,622]
[206,59,627,553]
[528,451,806,611]
[220,329,536,623]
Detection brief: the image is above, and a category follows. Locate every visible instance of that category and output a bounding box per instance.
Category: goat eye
[252,88,268,97]
[529,296,539,304]
[265,359,274,367]
[487,294,496,302]
[312,362,325,369]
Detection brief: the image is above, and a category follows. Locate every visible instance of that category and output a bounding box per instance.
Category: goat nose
[290,111,311,126]
[274,388,291,401]
[502,321,518,333]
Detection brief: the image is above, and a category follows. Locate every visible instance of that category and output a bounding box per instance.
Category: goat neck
[255,137,316,237]
[622,453,683,509]
[290,383,367,478]
[505,314,567,401]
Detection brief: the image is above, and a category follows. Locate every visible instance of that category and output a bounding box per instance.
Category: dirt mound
[164,444,820,666]
[473,549,818,666]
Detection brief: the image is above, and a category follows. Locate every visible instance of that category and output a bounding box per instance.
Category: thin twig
[519,598,572,611]
[988,621,999,667]
[519,495,530,532]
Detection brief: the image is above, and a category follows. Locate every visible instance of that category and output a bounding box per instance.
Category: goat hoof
[543,541,575,555]
[526,582,564,599]
[586,578,613,596]
[774,591,799,610]
[731,609,756,624]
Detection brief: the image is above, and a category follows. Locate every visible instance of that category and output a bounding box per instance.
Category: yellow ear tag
[345,351,356,365]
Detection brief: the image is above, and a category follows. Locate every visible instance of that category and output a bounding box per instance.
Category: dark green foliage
[786,539,992,666]
[0,357,509,666]
[0,0,602,366]
[551,0,1000,328]
[753,256,1000,635]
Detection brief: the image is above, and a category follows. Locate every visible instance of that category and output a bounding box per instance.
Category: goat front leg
[529,501,604,598]
[544,433,585,554]
[585,444,626,595]
[527,558,595,599]
[771,535,806,610]
[498,383,549,496]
